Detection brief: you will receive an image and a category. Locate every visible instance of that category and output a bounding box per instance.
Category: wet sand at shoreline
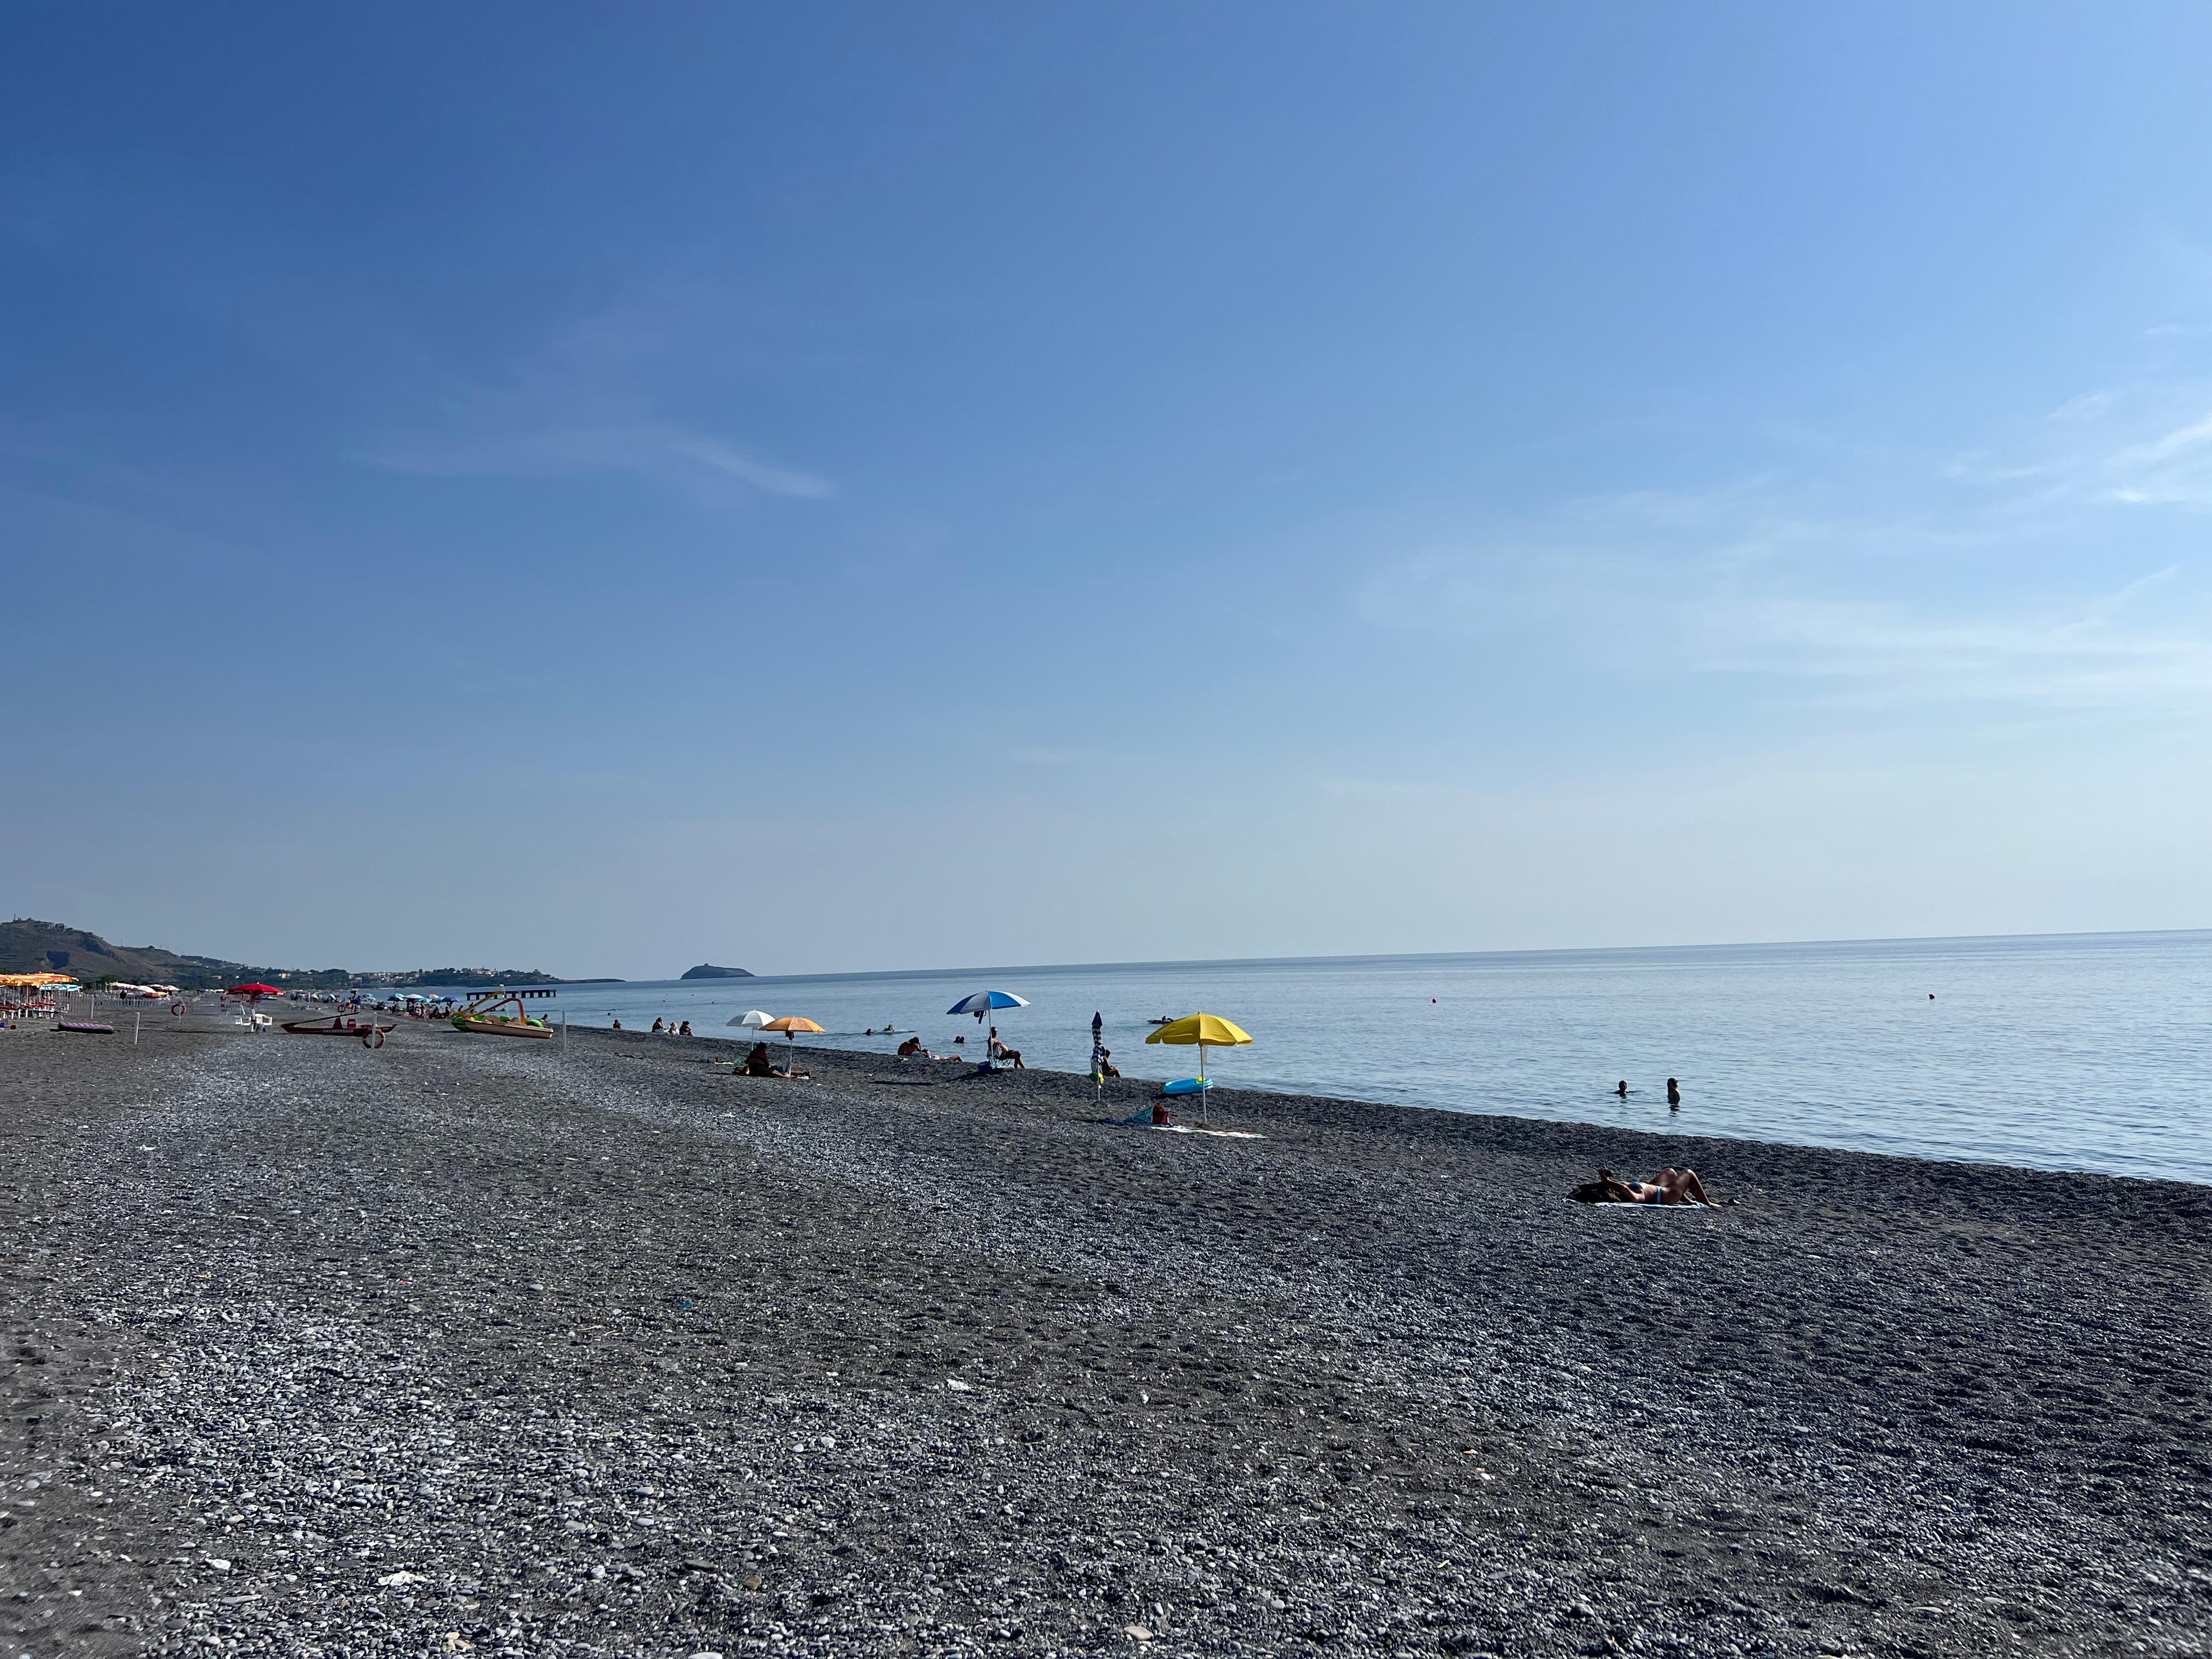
[3,1016,2207,1656]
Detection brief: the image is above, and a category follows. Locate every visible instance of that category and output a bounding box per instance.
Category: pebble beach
[3,1014,2208,1658]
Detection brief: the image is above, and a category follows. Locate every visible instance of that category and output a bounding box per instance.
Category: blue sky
[7,4,2211,978]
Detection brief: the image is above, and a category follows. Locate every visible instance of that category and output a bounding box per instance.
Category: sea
[487,930,2211,1187]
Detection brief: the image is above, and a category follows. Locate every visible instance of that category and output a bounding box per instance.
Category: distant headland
[1,917,614,992]
[680,963,757,979]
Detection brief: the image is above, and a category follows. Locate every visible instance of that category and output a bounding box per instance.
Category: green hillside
[0,918,590,990]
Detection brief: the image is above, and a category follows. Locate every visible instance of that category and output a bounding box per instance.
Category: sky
[6,3,2212,979]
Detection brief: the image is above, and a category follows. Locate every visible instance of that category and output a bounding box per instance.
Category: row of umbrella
[727,990,1254,1088]
[727,1009,826,1044]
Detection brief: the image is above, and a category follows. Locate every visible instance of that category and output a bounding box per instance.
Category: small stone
[205,1559,232,1573]
[946,1378,974,1392]
[1125,1629,1153,1643]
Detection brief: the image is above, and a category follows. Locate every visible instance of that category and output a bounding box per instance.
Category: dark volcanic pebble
[2,1015,2208,1657]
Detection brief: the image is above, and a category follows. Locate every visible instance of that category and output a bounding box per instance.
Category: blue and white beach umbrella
[946,989,1029,1019]
[949,989,1029,1070]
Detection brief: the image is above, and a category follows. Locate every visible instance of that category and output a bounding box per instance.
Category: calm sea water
[500,932,2212,1185]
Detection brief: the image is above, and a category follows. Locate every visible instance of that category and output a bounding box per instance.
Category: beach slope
[2,1020,2205,1656]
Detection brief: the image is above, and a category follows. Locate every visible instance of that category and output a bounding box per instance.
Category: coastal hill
[1,917,610,991]
[679,963,755,979]
[2,918,262,991]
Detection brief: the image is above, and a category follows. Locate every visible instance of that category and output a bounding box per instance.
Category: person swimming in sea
[1615,1080,1629,1099]
[1666,1077,1681,1109]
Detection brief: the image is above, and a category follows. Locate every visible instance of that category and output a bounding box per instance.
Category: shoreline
[4,1017,2204,1656]
[639,1025,2212,1196]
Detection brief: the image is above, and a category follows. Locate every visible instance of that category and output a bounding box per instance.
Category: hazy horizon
[27,906,2210,988]
[10,6,2212,979]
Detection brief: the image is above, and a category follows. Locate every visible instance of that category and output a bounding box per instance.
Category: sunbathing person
[1572,1166,1718,1205]
[987,1026,1025,1068]
[739,1041,809,1079]
[896,1036,939,1059]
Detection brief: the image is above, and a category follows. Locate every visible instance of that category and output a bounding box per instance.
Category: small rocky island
[679,963,755,979]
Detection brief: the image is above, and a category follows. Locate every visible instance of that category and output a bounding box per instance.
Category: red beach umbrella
[227,983,283,998]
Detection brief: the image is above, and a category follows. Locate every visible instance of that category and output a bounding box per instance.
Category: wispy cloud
[364,422,830,499]
[356,288,832,503]
[1946,383,2212,510]
[1688,575,2212,708]
[1356,432,2212,711]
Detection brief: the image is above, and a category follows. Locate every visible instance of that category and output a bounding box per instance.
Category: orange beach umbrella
[758,1015,825,1047]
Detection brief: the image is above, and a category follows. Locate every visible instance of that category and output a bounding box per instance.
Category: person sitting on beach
[988,1026,1024,1069]
[651,1017,665,1034]
[611,1018,622,1030]
[740,1041,809,1080]
[678,1020,693,1037]
[896,1036,937,1059]
[1572,1166,1717,1206]
[1097,1047,1121,1079]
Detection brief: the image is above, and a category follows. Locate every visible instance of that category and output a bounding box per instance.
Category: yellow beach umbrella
[759,1015,825,1050]
[1144,1013,1252,1117]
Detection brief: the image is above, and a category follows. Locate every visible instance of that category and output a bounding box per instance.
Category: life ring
[361,1026,385,1049]
[171,1001,187,1015]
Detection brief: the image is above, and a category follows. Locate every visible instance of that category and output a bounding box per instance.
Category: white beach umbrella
[728,1009,775,1029]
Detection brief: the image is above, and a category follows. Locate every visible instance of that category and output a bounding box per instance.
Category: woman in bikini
[1582,1166,1718,1205]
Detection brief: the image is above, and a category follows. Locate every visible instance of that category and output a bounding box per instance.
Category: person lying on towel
[1571,1166,1718,1206]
